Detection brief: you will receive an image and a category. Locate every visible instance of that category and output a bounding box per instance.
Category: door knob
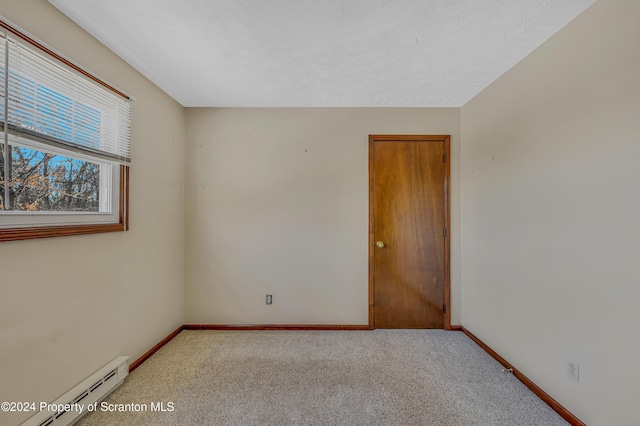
[375,241,385,248]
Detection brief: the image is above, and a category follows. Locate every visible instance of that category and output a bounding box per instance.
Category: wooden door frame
[368,135,451,330]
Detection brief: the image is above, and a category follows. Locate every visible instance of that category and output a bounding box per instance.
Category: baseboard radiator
[22,356,129,426]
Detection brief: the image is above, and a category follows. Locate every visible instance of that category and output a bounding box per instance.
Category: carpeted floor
[76,330,567,425]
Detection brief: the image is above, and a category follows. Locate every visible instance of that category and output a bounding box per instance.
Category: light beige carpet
[76,330,567,425]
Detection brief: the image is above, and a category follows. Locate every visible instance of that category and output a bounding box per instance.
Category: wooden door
[369,135,450,329]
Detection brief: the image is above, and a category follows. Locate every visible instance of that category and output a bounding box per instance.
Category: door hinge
[443,153,447,163]
[443,228,447,238]
[443,303,447,314]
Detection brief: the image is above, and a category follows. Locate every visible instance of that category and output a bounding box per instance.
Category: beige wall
[0,2,185,424]
[185,108,461,325]
[6,0,636,424]
[460,0,640,424]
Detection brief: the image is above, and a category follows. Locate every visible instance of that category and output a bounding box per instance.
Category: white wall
[185,108,460,325]
[0,2,185,424]
[460,0,640,424]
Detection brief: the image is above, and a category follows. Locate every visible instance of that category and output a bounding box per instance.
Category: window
[0,18,131,242]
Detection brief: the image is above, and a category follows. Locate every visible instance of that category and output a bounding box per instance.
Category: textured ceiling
[48,0,595,107]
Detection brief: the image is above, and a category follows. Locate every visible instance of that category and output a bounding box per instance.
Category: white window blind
[0,25,131,163]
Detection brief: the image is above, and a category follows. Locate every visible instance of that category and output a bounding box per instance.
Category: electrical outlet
[266,294,272,305]
[567,360,579,383]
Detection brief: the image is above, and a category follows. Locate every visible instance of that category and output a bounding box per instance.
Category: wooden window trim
[0,165,129,242]
[0,20,129,100]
